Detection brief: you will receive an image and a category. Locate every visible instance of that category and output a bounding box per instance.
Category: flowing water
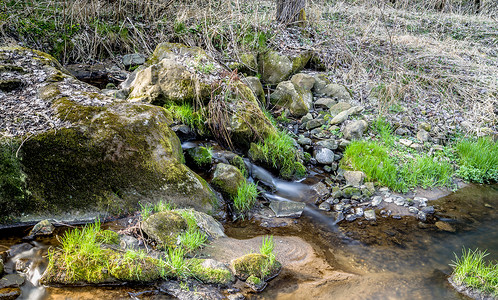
[1,157,497,300]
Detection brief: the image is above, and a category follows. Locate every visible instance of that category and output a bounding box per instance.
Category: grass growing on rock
[233,235,280,281]
[165,103,208,135]
[450,248,498,298]
[455,138,498,183]
[177,210,208,254]
[140,200,175,220]
[233,181,259,214]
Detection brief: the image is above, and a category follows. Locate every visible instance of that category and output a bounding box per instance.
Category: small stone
[421,206,435,214]
[329,110,349,125]
[297,136,312,145]
[394,197,406,206]
[345,214,357,222]
[314,148,335,164]
[435,221,455,232]
[344,171,366,187]
[315,139,338,150]
[413,197,428,207]
[409,143,423,151]
[417,129,430,142]
[343,120,368,140]
[399,139,413,147]
[408,207,419,214]
[371,196,383,206]
[315,98,336,109]
[417,211,427,221]
[306,119,326,130]
[334,203,344,211]
[28,219,55,237]
[319,202,331,211]
[355,207,364,217]
[364,210,376,221]
[269,200,306,218]
[384,197,393,203]
[122,53,146,67]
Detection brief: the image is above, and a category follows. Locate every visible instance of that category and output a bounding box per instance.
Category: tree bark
[276,0,306,26]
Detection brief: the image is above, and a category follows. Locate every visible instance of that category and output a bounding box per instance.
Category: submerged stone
[269,200,305,218]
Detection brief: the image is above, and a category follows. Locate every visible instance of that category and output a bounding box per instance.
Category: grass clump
[450,248,498,297]
[177,210,208,254]
[165,103,208,135]
[233,181,259,214]
[140,200,174,220]
[342,140,454,192]
[255,130,306,179]
[455,138,498,183]
[232,236,280,281]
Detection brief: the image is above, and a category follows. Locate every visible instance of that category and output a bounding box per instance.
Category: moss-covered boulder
[231,253,281,281]
[270,81,312,117]
[191,258,234,285]
[174,209,226,239]
[186,146,213,168]
[141,211,188,248]
[242,76,265,106]
[0,46,221,223]
[211,163,245,198]
[258,50,312,85]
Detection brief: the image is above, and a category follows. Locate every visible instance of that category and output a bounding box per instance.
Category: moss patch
[232,253,281,281]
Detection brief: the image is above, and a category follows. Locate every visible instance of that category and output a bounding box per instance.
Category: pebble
[371,196,383,206]
[384,197,393,203]
[364,209,376,221]
[417,211,427,221]
[394,197,406,206]
[319,202,331,211]
[345,214,357,222]
[408,207,419,214]
[421,206,435,214]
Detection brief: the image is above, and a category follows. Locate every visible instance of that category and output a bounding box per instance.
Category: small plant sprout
[233,181,259,214]
[260,235,275,257]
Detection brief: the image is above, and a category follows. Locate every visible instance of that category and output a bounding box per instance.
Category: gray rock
[371,196,383,206]
[315,139,338,150]
[319,202,331,211]
[315,98,336,109]
[297,135,312,145]
[408,207,419,214]
[417,211,427,221]
[211,163,245,198]
[259,50,311,84]
[314,83,351,102]
[345,214,357,222]
[314,148,335,164]
[269,200,306,218]
[329,102,352,116]
[364,209,376,221]
[344,171,366,187]
[384,197,393,203]
[409,143,423,151]
[176,209,226,239]
[329,110,349,125]
[311,182,330,200]
[119,234,141,251]
[355,207,364,217]
[399,139,413,147]
[122,53,145,67]
[159,280,225,300]
[291,73,316,91]
[0,274,25,289]
[346,106,364,115]
[306,119,326,130]
[334,203,345,211]
[419,122,431,132]
[413,197,428,207]
[270,81,312,117]
[394,197,406,206]
[343,120,368,140]
[417,129,430,142]
[421,206,435,215]
[28,219,55,237]
[332,212,345,223]
[301,113,313,124]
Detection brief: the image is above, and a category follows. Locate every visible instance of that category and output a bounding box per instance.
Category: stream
[1,159,497,299]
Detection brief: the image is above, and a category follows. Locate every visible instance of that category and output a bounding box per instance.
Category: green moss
[141,211,188,249]
[190,259,234,285]
[246,275,261,285]
[186,146,213,167]
[232,253,281,281]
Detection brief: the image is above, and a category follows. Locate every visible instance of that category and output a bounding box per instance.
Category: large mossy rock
[0,46,220,223]
[270,81,312,117]
[231,253,281,281]
[258,50,312,85]
[211,163,245,198]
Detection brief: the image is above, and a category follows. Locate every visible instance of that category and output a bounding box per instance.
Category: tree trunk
[276,0,306,26]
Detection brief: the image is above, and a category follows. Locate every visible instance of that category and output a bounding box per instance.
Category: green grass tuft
[165,103,208,135]
[455,138,498,183]
[259,235,274,257]
[177,210,207,254]
[233,181,259,214]
[451,248,498,297]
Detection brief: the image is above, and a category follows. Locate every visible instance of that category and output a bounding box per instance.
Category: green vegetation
[233,181,259,214]
[140,200,174,220]
[177,210,208,254]
[256,131,306,179]
[190,259,233,285]
[455,138,498,183]
[164,247,191,280]
[187,146,213,167]
[342,140,454,192]
[259,235,274,257]
[232,236,280,281]
[451,248,498,297]
[165,103,207,135]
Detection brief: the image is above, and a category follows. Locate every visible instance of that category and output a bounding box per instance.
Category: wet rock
[227,294,245,300]
[345,214,357,222]
[329,102,352,116]
[291,73,315,91]
[413,197,428,207]
[394,197,406,206]
[119,234,141,251]
[355,207,364,217]
[186,146,213,168]
[65,63,111,88]
[384,197,393,203]
[371,196,383,206]
[343,120,368,140]
[246,275,267,292]
[172,124,196,142]
[421,206,435,214]
[319,202,331,211]
[311,182,329,200]
[315,139,338,150]
[211,163,245,198]
[27,219,55,238]
[159,280,225,300]
[269,200,306,218]
[314,148,335,164]
[0,259,2,275]
[0,287,21,300]
[0,274,25,289]
[141,211,188,248]
[417,211,427,221]
[7,243,33,257]
[364,210,376,221]
[231,253,281,281]
[301,113,313,124]
[435,221,456,232]
[417,129,430,142]
[344,171,366,187]
[192,259,234,285]
[258,50,311,84]
[334,203,345,211]
[122,53,146,68]
[270,81,312,117]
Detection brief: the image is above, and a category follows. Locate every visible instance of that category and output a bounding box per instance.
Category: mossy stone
[211,163,245,198]
[190,258,234,285]
[141,211,187,248]
[232,253,281,281]
[186,146,212,168]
